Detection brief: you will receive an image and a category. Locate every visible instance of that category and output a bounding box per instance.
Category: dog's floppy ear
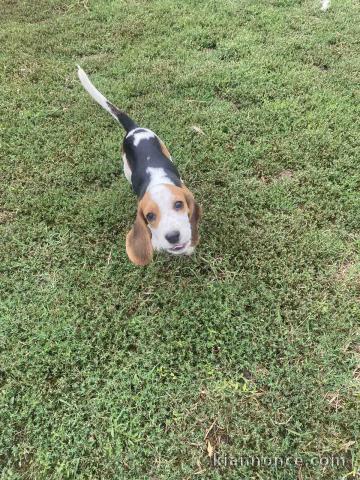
[126,206,153,266]
[182,185,201,246]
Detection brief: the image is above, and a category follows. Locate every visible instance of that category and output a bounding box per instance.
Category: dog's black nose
[165,231,180,244]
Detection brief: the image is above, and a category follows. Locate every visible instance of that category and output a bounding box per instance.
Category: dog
[77,67,201,266]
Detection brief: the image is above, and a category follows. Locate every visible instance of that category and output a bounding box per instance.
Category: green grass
[1,0,359,478]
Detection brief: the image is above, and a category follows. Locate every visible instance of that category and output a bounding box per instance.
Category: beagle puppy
[77,67,201,266]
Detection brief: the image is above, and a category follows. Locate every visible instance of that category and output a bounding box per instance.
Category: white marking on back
[126,127,141,138]
[146,167,174,189]
[77,66,119,122]
[321,0,330,10]
[132,129,155,146]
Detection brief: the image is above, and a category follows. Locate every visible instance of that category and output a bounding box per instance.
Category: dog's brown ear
[126,207,153,266]
[182,186,201,247]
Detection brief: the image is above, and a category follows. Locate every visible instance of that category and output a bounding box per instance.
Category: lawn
[1,0,359,478]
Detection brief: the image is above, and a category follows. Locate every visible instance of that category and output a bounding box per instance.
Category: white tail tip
[76,64,118,121]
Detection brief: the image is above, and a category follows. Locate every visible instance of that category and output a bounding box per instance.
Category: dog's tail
[77,66,138,133]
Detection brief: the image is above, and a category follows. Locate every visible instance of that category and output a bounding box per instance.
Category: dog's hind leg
[122,152,132,183]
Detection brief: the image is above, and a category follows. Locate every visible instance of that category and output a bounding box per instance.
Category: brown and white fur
[77,66,201,266]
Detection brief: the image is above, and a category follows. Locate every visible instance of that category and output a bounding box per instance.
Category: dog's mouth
[168,242,189,253]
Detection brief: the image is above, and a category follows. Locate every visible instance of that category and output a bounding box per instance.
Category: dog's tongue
[171,244,185,251]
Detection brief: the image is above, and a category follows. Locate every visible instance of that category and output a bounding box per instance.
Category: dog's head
[126,184,201,266]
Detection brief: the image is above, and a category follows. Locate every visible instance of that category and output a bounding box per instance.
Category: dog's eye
[146,212,156,223]
[174,201,184,210]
